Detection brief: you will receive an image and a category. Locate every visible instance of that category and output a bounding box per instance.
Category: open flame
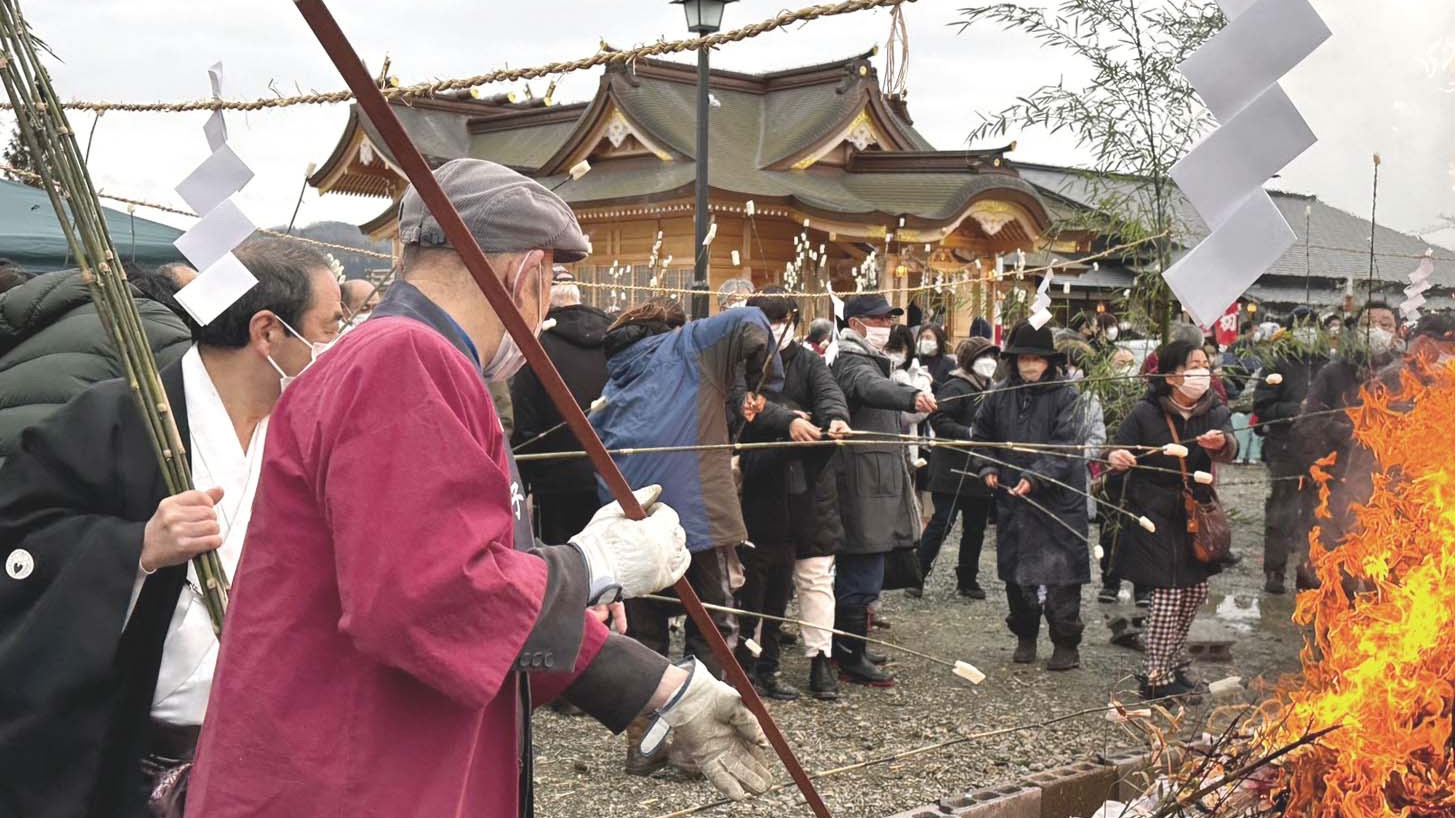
[1256,343,1455,816]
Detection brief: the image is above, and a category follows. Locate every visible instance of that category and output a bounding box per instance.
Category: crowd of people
[0,158,1449,816]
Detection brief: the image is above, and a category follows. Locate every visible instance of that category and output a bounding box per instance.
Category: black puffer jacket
[0,270,189,462]
[1252,350,1326,470]
[741,341,850,558]
[926,361,994,497]
[1107,392,1238,588]
[510,303,611,494]
[970,371,1090,585]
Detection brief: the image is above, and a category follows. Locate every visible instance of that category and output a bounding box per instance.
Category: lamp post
[673,0,735,317]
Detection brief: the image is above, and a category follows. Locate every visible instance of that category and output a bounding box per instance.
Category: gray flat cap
[398,158,591,263]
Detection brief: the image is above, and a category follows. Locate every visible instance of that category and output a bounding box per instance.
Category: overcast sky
[9,0,1454,250]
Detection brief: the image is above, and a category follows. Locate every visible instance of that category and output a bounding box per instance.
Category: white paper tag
[175,252,258,326]
[176,144,254,216]
[174,199,256,272]
[1162,191,1295,327]
[1178,0,1331,122]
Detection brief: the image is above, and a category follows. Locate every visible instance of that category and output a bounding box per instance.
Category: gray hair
[717,278,754,310]
[1169,322,1205,346]
[550,282,581,309]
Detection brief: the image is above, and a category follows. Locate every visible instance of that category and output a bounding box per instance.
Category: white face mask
[917,339,938,356]
[860,325,891,352]
[886,351,907,367]
[770,323,795,351]
[265,315,335,392]
[1105,326,1119,341]
[1366,326,1398,355]
[972,358,999,379]
[483,255,548,383]
[1177,367,1211,401]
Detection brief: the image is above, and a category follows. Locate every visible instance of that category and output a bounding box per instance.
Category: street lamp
[672,0,736,316]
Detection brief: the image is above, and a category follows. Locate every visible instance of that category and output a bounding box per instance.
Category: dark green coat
[0,270,189,461]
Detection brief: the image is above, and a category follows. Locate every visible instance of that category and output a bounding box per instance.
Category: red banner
[1213,302,1241,347]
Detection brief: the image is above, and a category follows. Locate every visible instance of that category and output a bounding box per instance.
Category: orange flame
[1258,346,1455,816]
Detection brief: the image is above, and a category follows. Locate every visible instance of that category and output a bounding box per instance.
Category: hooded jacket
[592,308,780,553]
[0,270,189,462]
[831,328,922,556]
[511,303,612,496]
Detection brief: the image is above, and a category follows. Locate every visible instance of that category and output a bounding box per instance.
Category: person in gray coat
[831,294,936,686]
[972,320,1091,672]
[0,267,190,465]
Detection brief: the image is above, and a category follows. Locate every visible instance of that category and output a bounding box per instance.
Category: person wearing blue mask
[0,236,344,818]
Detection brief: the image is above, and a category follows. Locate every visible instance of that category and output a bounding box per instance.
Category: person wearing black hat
[970,319,1091,671]
[1252,306,1328,594]
[829,294,936,686]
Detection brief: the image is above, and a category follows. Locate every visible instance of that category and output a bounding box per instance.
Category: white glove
[570,485,689,604]
[649,659,774,800]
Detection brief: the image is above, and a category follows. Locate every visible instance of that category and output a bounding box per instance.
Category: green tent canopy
[0,177,185,273]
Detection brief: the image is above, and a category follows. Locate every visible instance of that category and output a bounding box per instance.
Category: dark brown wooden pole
[289,3,832,815]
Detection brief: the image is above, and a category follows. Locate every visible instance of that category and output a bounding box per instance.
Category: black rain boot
[1012,637,1037,664]
[1046,644,1080,671]
[1264,570,1286,595]
[862,609,888,665]
[809,652,840,700]
[837,607,894,687]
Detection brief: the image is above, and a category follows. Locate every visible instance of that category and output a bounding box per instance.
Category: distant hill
[268,220,391,279]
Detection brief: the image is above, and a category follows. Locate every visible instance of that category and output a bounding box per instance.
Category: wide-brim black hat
[1000,319,1062,359]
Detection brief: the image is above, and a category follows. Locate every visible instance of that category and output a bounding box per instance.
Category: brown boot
[624,716,667,777]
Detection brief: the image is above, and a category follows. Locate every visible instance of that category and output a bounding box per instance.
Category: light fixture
[671,0,738,34]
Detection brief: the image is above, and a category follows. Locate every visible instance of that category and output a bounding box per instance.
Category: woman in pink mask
[1105,339,1238,702]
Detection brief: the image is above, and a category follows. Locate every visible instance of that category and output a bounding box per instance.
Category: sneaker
[1134,590,1153,609]
[753,671,802,702]
[1097,584,1120,604]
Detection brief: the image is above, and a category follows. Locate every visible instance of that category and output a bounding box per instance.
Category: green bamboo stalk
[0,1,228,632]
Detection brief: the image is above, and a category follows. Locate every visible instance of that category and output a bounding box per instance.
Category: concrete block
[1022,760,1118,818]
[1099,749,1155,801]
[936,783,1041,818]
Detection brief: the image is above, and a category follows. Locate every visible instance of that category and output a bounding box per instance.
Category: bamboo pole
[0,1,228,633]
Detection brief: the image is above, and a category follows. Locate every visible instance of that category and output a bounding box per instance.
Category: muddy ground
[533,464,1307,818]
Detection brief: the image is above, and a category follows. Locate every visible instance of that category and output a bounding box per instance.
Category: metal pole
[692,44,710,318]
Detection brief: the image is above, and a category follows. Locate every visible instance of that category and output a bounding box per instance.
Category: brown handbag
[1163,413,1232,564]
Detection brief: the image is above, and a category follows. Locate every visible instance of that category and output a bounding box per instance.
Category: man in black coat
[510,271,613,544]
[0,239,343,818]
[736,289,851,701]
[1253,306,1329,593]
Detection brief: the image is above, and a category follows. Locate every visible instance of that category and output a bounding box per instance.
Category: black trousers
[625,545,737,677]
[917,492,992,586]
[1264,464,1315,574]
[1005,584,1084,647]
[1098,520,1152,595]
[736,538,795,673]
[534,489,599,546]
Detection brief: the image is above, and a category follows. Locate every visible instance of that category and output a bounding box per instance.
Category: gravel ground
[534,464,1306,818]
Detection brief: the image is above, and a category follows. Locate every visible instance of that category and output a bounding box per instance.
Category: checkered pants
[1142,582,1208,685]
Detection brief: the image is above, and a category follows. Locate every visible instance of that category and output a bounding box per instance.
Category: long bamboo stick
[0,1,228,632]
